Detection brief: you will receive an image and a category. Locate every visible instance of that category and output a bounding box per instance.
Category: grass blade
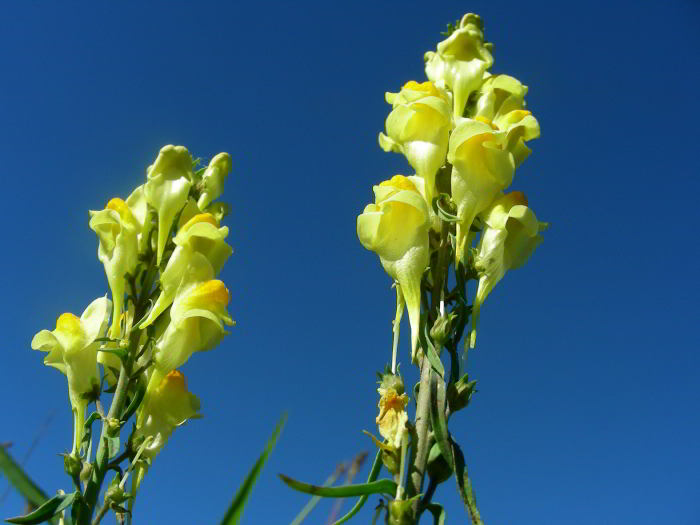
[219,413,287,525]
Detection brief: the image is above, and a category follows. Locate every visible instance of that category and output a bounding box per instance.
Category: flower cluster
[358,13,547,358]
[30,145,235,520]
[351,14,549,521]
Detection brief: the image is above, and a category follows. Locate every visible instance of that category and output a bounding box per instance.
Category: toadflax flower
[31,297,111,453]
[378,81,452,216]
[470,191,547,347]
[472,74,540,167]
[130,370,200,493]
[144,145,194,265]
[89,198,140,338]
[357,175,429,362]
[424,13,493,120]
[133,370,201,460]
[447,118,516,265]
[138,256,234,426]
[376,385,409,450]
[197,152,232,210]
[138,213,232,329]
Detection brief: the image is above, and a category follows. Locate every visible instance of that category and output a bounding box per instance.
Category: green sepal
[419,314,444,378]
[279,474,397,498]
[98,347,128,361]
[447,375,477,414]
[432,193,460,223]
[219,413,286,525]
[328,449,382,525]
[423,503,447,525]
[429,373,454,471]
[6,491,76,524]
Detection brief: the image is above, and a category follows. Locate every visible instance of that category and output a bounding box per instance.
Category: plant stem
[91,503,110,525]
[79,347,133,524]
[407,357,432,513]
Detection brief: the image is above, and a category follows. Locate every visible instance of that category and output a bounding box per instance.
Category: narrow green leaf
[279,474,396,498]
[219,413,287,525]
[429,373,453,471]
[84,411,101,430]
[6,492,76,524]
[289,464,347,525]
[329,449,382,525]
[120,379,146,423]
[0,446,59,524]
[97,347,128,360]
[424,503,447,525]
[452,442,484,525]
[420,315,444,378]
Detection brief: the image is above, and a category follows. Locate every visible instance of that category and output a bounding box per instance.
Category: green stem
[78,258,156,525]
[407,357,432,512]
[91,503,110,525]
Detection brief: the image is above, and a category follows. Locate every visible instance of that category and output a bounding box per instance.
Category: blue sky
[1,1,699,524]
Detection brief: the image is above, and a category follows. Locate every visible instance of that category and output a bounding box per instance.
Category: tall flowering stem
[23,146,236,525]
[282,13,548,525]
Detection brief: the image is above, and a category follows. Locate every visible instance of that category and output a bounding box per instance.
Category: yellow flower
[89,197,140,338]
[144,145,195,265]
[447,119,516,265]
[470,192,547,347]
[138,271,233,427]
[472,74,540,167]
[31,297,111,453]
[424,13,493,120]
[197,152,232,210]
[133,370,201,460]
[378,81,452,213]
[376,387,409,449]
[138,213,232,329]
[357,175,429,362]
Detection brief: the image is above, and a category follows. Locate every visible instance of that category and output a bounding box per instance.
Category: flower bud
[427,443,453,484]
[105,476,128,506]
[378,371,405,397]
[63,453,82,479]
[80,461,94,482]
[429,313,455,347]
[388,498,416,525]
[446,376,477,414]
[197,152,232,210]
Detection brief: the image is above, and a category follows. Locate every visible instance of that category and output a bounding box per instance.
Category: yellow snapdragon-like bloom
[424,13,493,120]
[124,184,152,254]
[131,370,200,496]
[133,370,201,460]
[378,81,452,215]
[89,198,140,338]
[138,213,233,329]
[470,192,547,347]
[197,152,232,210]
[144,145,194,265]
[376,387,409,450]
[447,119,516,265]
[473,74,540,167]
[357,175,429,362]
[31,297,111,453]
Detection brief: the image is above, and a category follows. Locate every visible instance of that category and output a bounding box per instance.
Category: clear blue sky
[1,2,699,524]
